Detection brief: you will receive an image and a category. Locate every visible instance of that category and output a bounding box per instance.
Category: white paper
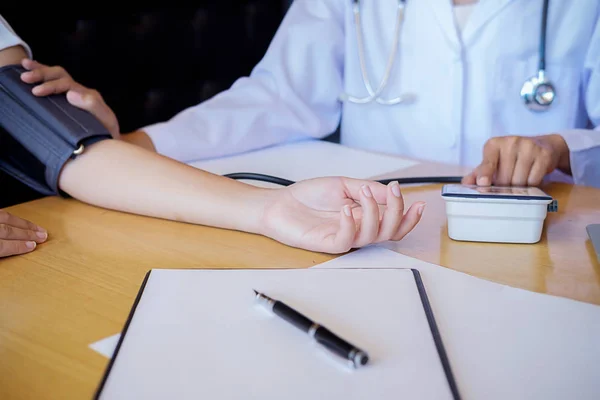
[189,139,418,187]
[315,246,600,400]
[90,246,600,399]
[89,333,121,358]
[97,268,453,400]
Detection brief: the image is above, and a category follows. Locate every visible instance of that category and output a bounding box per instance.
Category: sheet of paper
[89,333,121,359]
[315,246,600,400]
[97,268,453,400]
[189,139,418,187]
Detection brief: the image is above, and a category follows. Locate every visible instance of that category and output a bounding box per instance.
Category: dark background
[2,2,317,207]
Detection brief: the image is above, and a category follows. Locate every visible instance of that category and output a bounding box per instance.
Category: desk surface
[1,161,599,400]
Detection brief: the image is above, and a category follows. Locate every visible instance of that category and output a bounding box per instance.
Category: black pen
[253,290,369,368]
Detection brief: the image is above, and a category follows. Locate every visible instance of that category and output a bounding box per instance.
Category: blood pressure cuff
[0,64,112,196]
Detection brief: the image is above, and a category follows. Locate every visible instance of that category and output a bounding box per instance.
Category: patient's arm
[58,139,425,254]
[59,139,268,234]
[120,130,156,151]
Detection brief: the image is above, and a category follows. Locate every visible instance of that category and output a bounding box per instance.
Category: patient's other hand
[0,210,47,258]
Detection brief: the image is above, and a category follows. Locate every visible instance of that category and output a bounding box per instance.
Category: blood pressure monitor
[441,184,558,244]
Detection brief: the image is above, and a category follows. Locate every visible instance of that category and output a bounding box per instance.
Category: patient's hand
[19,59,120,140]
[0,210,47,258]
[261,177,425,254]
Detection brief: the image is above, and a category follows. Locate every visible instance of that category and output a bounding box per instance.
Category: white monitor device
[441,184,557,244]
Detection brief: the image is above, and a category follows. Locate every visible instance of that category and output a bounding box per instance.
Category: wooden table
[1,161,599,400]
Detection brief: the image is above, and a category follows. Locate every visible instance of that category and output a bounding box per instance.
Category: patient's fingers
[0,210,44,232]
[352,185,380,248]
[327,205,357,254]
[376,181,404,242]
[0,224,47,242]
[0,239,37,258]
[391,202,425,241]
[342,178,389,205]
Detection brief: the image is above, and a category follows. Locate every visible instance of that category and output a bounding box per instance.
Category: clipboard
[94,268,460,400]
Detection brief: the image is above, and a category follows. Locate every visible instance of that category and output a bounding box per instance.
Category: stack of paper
[188,139,418,186]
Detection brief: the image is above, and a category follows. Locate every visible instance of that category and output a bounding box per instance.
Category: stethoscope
[340,0,555,112]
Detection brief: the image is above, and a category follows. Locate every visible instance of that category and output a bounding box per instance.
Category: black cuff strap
[0,64,112,196]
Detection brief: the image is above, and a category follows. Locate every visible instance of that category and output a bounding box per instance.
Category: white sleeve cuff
[0,15,32,58]
[142,121,186,161]
[558,129,600,188]
[559,129,600,153]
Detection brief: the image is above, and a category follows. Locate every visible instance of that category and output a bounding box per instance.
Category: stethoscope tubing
[224,172,463,186]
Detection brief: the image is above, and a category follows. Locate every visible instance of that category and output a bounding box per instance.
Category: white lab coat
[141,0,600,188]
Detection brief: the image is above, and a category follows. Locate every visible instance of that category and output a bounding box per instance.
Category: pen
[253,289,369,368]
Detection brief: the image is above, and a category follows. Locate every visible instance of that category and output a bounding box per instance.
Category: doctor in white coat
[17,0,600,188]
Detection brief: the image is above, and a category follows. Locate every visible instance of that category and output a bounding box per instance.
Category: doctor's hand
[19,59,120,140]
[260,177,425,254]
[0,210,47,258]
[462,134,571,187]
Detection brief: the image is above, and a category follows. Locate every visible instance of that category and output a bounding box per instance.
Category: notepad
[95,268,457,400]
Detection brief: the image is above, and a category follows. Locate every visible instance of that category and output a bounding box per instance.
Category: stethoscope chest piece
[521,70,555,111]
[520,0,555,112]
